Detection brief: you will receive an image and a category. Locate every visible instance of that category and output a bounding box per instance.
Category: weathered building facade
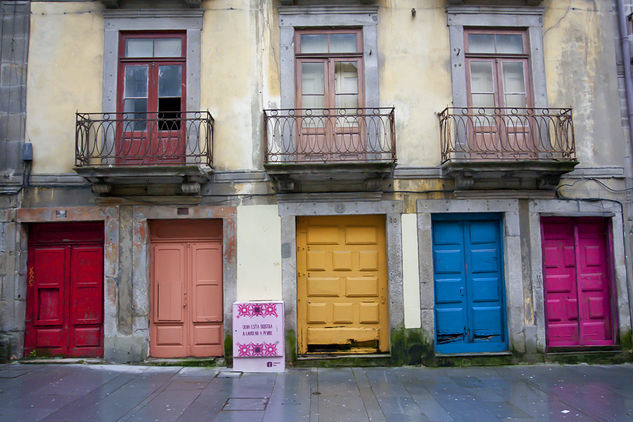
[0,0,632,364]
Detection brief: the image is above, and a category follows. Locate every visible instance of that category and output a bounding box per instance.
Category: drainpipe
[616,0,633,336]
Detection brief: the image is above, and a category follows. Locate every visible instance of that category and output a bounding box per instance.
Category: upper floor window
[118,32,186,132]
[465,29,532,110]
[295,29,364,110]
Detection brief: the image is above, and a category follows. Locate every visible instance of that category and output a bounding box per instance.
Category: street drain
[222,397,269,411]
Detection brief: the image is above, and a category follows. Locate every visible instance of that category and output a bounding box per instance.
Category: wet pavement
[0,363,632,421]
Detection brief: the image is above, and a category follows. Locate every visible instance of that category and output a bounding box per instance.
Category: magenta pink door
[541,217,614,347]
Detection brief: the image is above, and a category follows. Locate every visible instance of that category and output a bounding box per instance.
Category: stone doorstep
[18,358,104,365]
[435,351,513,358]
[143,357,224,367]
[296,353,390,361]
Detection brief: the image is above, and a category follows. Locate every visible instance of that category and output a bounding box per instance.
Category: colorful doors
[432,215,507,354]
[541,217,614,347]
[297,215,388,354]
[150,220,223,357]
[25,222,104,357]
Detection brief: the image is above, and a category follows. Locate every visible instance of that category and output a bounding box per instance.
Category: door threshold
[19,357,105,365]
[144,357,223,367]
[435,351,512,357]
[297,353,390,361]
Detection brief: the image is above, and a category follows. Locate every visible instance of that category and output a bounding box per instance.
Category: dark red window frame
[464,28,533,109]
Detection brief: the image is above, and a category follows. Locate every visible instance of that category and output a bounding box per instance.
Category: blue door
[432,214,508,354]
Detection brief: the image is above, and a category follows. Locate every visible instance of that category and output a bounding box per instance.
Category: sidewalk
[1,363,632,421]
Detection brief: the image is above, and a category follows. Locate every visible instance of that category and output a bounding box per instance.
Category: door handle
[459,287,464,296]
[183,291,187,308]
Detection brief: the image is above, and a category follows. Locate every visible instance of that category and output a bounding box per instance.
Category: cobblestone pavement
[1,363,632,421]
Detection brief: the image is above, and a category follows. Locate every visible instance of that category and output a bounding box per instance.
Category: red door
[150,220,224,357]
[25,223,104,357]
[541,217,615,347]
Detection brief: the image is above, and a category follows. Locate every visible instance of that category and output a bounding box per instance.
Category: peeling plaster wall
[378,0,451,167]
[201,0,262,171]
[26,2,104,175]
[543,0,627,169]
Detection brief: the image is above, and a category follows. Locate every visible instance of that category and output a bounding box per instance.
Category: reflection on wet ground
[1,363,632,421]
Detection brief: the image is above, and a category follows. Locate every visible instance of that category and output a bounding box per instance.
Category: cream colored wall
[25,1,626,175]
[26,2,104,174]
[543,0,626,169]
[401,213,422,329]
[201,0,261,171]
[378,0,452,167]
[236,204,283,301]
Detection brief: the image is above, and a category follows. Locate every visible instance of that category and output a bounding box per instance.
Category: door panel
[433,221,467,346]
[190,242,223,356]
[541,218,614,347]
[297,215,388,354]
[151,243,186,357]
[69,246,104,356]
[32,247,66,327]
[154,244,185,322]
[433,217,507,353]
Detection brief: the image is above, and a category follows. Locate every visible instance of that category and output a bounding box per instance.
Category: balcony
[438,107,578,191]
[264,107,396,192]
[74,111,213,195]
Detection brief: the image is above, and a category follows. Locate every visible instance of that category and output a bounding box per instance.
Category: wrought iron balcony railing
[75,111,213,167]
[264,107,396,164]
[438,107,576,164]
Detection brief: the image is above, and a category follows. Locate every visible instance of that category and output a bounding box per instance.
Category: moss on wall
[285,329,297,364]
[224,333,233,365]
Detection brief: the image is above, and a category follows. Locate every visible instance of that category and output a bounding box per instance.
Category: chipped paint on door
[541,217,615,347]
[150,220,224,358]
[432,214,508,354]
[25,222,104,358]
[297,215,388,354]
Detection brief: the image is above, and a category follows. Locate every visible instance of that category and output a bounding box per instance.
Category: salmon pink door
[541,217,615,347]
[25,222,104,357]
[150,220,223,357]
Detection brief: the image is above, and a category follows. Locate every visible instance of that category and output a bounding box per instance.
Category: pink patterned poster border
[236,342,279,357]
[236,303,279,319]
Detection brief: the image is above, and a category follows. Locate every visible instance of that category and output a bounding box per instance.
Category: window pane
[301,62,324,95]
[125,39,153,58]
[469,61,494,93]
[330,34,357,53]
[158,97,181,131]
[504,94,526,109]
[497,35,523,54]
[159,65,182,97]
[335,62,358,94]
[301,34,328,53]
[336,94,359,109]
[124,66,148,98]
[301,95,325,109]
[471,93,495,108]
[123,99,147,131]
[502,62,525,93]
[467,34,494,53]
[155,38,182,57]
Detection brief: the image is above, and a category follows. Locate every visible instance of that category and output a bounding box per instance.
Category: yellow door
[297,215,388,354]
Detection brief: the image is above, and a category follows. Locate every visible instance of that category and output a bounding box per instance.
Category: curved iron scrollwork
[264,107,396,164]
[438,107,576,164]
[75,111,214,167]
